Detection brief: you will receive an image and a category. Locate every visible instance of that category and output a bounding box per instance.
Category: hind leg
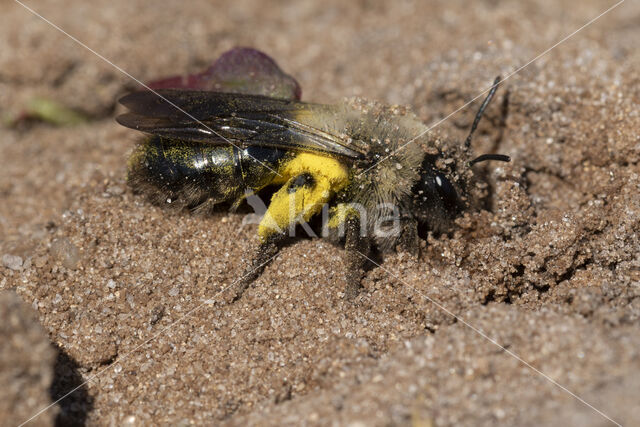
[343,215,371,299]
[229,214,372,302]
[225,172,333,301]
[225,233,285,302]
[397,218,420,257]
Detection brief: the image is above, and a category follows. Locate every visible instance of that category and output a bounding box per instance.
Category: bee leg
[343,216,371,299]
[397,218,420,257]
[224,233,285,303]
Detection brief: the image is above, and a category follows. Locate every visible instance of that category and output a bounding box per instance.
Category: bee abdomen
[127,136,265,211]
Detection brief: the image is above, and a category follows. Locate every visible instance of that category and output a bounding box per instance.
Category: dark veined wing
[116,89,366,160]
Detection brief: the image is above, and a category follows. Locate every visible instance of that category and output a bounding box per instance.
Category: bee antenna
[464,76,501,151]
[469,153,511,167]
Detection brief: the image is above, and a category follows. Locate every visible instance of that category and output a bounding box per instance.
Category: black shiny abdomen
[128,136,289,209]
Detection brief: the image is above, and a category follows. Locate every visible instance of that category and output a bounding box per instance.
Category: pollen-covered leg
[258,152,350,240]
[227,152,351,301]
[227,171,336,301]
[257,172,333,240]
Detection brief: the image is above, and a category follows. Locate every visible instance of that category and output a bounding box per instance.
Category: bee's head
[412,76,510,235]
[411,157,463,235]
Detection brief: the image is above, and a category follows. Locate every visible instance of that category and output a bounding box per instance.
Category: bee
[116,48,509,300]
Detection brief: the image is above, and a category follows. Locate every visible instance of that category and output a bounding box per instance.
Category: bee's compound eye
[434,173,458,211]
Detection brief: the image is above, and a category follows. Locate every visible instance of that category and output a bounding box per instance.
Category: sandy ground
[1,0,640,425]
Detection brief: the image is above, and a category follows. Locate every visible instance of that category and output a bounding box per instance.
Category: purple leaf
[146,47,301,100]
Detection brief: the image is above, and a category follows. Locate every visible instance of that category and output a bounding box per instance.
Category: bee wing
[116,89,366,160]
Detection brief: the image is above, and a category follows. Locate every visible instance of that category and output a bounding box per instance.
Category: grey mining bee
[116,48,510,299]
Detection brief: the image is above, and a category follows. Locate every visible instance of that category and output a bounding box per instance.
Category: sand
[1,0,639,425]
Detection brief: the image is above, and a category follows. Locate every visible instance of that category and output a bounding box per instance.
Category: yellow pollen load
[258,152,350,240]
